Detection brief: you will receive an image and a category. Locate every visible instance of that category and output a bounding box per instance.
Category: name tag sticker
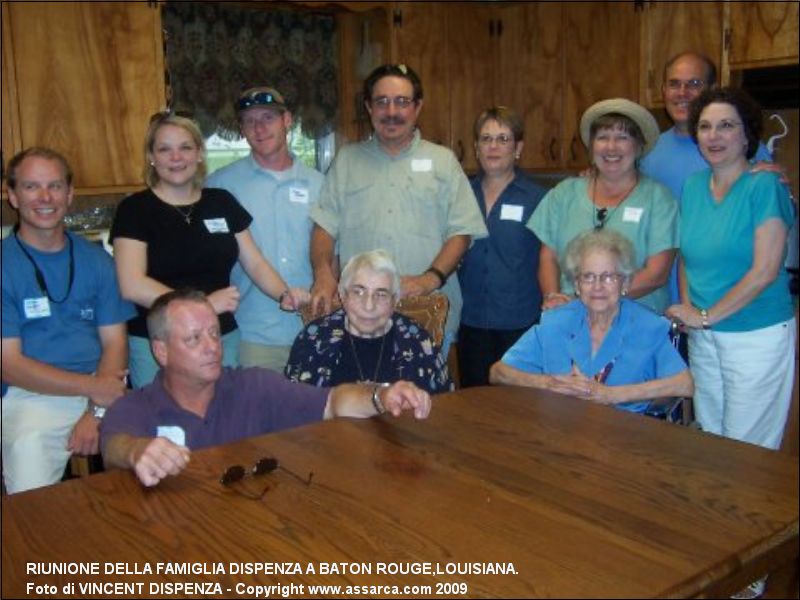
[411,159,432,172]
[289,187,309,204]
[157,425,186,447]
[500,204,524,222]
[23,297,51,319]
[204,218,230,233]
[622,207,644,223]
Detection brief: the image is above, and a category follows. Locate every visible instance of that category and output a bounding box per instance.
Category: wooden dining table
[3,385,798,599]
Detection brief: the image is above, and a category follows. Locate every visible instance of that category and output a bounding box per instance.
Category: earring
[622,289,628,296]
[150,161,155,166]
[515,153,521,160]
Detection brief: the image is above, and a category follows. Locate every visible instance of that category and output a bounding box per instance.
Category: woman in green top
[528,98,678,315]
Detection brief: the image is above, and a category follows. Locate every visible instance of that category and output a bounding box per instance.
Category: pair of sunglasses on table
[220,457,313,500]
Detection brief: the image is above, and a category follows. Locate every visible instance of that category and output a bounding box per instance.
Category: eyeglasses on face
[371,96,414,109]
[220,457,313,500]
[665,78,706,92]
[696,120,742,135]
[577,271,624,286]
[477,133,513,147]
[345,285,394,306]
[237,91,283,112]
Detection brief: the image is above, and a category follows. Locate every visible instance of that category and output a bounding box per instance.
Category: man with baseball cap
[207,86,323,373]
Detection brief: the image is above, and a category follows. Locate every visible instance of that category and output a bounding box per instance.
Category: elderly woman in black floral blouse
[285,249,451,394]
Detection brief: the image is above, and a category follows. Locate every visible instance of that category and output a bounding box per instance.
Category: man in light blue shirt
[207,87,323,372]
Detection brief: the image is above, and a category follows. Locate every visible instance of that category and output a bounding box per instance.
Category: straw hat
[580,98,660,155]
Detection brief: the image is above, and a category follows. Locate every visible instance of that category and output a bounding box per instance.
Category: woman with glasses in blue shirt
[491,229,693,414]
[457,107,547,388]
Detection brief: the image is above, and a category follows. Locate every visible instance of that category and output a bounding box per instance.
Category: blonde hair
[143,114,207,189]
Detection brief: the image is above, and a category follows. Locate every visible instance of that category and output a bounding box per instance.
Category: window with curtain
[162,1,338,172]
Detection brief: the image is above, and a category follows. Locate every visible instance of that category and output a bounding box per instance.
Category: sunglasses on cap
[236,91,285,112]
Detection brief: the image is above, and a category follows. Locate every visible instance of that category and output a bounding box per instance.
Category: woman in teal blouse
[666,87,795,452]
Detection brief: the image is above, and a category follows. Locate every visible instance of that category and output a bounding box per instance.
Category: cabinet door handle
[456,140,465,163]
[549,137,557,162]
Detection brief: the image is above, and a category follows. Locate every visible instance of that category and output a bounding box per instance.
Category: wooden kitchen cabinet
[1,4,20,189]
[495,1,564,170]
[446,3,494,172]
[3,1,166,195]
[639,1,725,108]
[563,1,640,169]
[726,1,799,69]
[390,2,451,148]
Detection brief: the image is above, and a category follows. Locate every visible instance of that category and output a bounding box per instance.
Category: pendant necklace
[170,202,196,225]
[346,326,388,384]
[591,175,638,230]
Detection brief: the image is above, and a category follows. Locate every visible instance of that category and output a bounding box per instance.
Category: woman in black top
[111,113,307,388]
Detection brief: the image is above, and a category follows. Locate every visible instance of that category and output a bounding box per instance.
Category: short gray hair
[147,289,213,341]
[563,229,637,280]
[338,249,401,297]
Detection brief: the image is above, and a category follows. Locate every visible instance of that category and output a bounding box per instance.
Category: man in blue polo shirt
[1,147,134,493]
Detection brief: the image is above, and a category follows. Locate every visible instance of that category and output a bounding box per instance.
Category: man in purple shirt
[101,289,431,487]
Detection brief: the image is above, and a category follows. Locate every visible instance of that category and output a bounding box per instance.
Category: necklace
[14,228,75,304]
[170,202,196,225]
[346,327,388,384]
[591,175,638,230]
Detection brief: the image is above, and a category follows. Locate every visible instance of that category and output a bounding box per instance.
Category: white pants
[1,386,87,493]
[688,318,796,450]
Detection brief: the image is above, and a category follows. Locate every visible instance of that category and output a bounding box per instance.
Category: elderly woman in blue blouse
[666,88,795,451]
[490,229,693,411]
[285,249,451,394]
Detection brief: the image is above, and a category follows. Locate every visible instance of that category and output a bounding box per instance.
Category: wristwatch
[699,308,711,330]
[90,403,106,420]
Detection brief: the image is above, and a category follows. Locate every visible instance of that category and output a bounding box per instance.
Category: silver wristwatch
[90,403,106,420]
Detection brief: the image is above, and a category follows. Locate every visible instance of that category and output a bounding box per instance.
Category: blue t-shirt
[458,170,546,330]
[1,231,136,373]
[680,170,794,332]
[501,299,687,414]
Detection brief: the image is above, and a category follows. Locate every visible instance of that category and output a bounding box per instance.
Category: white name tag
[411,158,432,172]
[622,207,644,223]
[24,297,51,319]
[157,425,186,447]
[500,204,524,222]
[204,218,229,233]
[289,187,309,204]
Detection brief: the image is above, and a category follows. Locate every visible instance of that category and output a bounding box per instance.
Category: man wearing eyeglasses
[100,289,431,488]
[309,64,487,358]
[206,86,323,374]
[1,148,135,493]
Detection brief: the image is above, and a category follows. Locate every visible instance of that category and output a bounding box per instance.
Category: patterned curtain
[163,1,338,140]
